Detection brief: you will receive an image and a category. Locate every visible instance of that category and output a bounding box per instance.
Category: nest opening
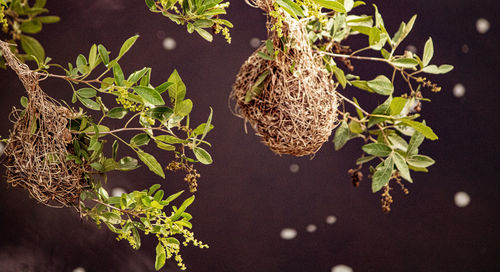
[231,1,339,156]
[0,41,87,208]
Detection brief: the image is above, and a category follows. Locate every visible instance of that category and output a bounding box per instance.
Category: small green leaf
[257,51,274,61]
[155,243,166,271]
[356,155,376,165]
[393,152,412,183]
[332,66,347,88]
[113,63,125,86]
[333,120,349,151]
[193,147,213,165]
[102,212,122,224]
[390,97,407,115]
[156,135,188,144]
[82,124,110,134]
[107,107,128,119]
[36,15,60,24]
[20,96,28,108]
[265,39,274,56]
[175,99,193,116]
[156,141,176,151]
[368,96,392,127]
[20,35,45,62]
[127,67,149,84]
[130,133,151,146]
[20,20,42,34]
[134,86,165,106]
[391,58,419,68]
[367,75,393,95]
[194,27,213,42]
[119,35,139,58]
[372,156,394,192]
[422,37,434,67]
[76,88,97,98]
[155,81,173,94]
[98,44,109,66]
[245,70,269,103]
[313,0,346,13]
[362,143,392,157]
[388,134,408,152]
[112,140,119,161]
[406,154,435,168]
[276,0,304,19]
[422,64,454,74]
[78,97,101,110]
[136,149,165,178]
[192,123,214,137]
[407,129,424,156]
[400,120,438,140]
[171,195,195,221]
[165,191,183,204]
[167,69,186,103]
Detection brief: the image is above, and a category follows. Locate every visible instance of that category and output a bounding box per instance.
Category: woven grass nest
[0,41,87,208]
[232,0,339,156]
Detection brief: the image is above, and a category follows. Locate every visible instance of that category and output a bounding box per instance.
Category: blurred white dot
[326,215,337,224]
[162,37,177,50]
[0,142,4,156]
[453,83,466,98]
[280,228,297,240]
[476,18,490,34]
[289,163,300,173]
[250,37,262,48]
[461,44,469,54]
[306,224,317,233]
[73,267,86,272]
[331,264,353,272]
[111,187,126,197]
[156,30,166,39]
[405,45,417,54]
[454,191,471,207]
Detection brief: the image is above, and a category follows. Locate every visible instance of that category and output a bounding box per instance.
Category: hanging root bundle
[232,0,339,156]
[0,41,87,208]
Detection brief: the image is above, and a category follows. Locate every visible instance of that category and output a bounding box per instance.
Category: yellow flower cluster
[0,5,7,33]
[214,22,231,44]
[113,87,144,112]
[269,3,285,38]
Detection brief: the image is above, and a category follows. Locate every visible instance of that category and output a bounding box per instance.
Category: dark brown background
[1,0,499,271]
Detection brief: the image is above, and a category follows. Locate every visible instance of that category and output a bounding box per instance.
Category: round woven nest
[0,41,87,208]
[231,0,339,156]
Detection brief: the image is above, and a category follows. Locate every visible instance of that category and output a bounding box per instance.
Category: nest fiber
[232,0,339,156]
[0,41,86,207]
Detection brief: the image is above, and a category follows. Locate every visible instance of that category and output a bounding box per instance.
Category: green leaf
[78,97,101,111]
[20,35,45,62]
[156,135,188,144]
[245,70,269,103]
[400,120,438,140]
[368,96,392,127]
[130,133,151,147]
[333,120,349,151]
[407,129,424,156]
[276,0,304,19]
[167,69,186,104]
[391,58,419,68]
[20,20,42,34]
[155,81,173,94]
[76,88,96,98]
[127,67,149,84]
[422,64,454,74]
[134,86,165,106]
[406,154,435,168]
[98,44,109,66]
[76,54,89,74]
[113,63,124,86]
[82,124,110,135]
[265,39,274,56]
[422,37,434,67]
[343,0,354,12]
[390,97,407,115]
[112,140,119,160]
[257,51,274,61]
[88,44,98,69]
[351,80,372,93]
[372,156,394,192]
[132,226,141,249]
[156,141,176,151]
[387,134,408,152]
[36,15,60,23]
[165,191,183,204]
[332,66,347,88]
[155,243,166,271]
[194,27,213,42]
[392,152,412,183]
[119,35,139,58]
[136,150,165,178]
[102,212,122,224]
[356,155,376,165]
[175,99,193,116]
[193,123,214,137]
[362,143,392,157]
[20,96,28,108]
[193,147,213,165]
[171,195,195,221]
[313,0,346,13]
[145,0,156,9]
[107,107,128,119]
[33,0,47,8]
[367,75,393,96]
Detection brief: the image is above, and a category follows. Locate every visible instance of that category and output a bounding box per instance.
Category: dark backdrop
[1,0,499,271]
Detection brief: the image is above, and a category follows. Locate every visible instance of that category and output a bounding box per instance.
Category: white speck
[111,187,127,197]
[454,191,471,207]
[461,44,469,54]
[306,224,317,233]
[280,228,297,240]
[326,215,337,225]
[162,37,177,50]
[405,45,417,54]
[156,30,166,39]
[331,264,353,272]
[453,83,466,98]
[476,18,490,34]
[0,142,4,156]
[250,37,262,48]
[73,267,86,272]
[289,163,300,173]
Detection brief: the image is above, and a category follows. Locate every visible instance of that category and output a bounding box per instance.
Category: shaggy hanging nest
[231,0,339,156]
[0,41,87,208]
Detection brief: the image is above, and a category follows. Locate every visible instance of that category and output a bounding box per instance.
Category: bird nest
[0,41,87,208]
[231,0,339,156]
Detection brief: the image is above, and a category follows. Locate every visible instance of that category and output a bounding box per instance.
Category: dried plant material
[231,0,338,156]
[0,41,87,208]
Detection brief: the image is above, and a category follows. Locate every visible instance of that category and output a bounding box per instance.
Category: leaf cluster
[145,0,233,42]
